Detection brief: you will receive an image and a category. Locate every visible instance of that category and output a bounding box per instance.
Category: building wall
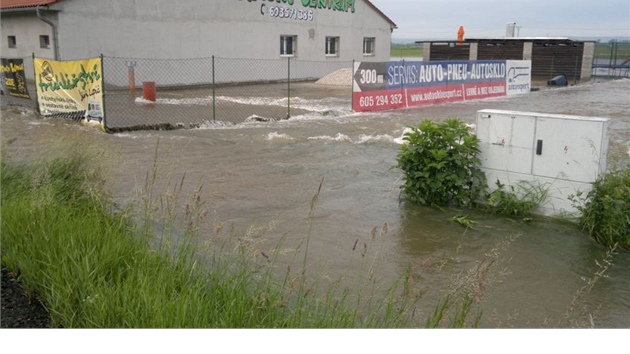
[49,0,392,62]
[1,12,56,79]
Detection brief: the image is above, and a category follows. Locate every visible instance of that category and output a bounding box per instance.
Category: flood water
[2,78,629,328]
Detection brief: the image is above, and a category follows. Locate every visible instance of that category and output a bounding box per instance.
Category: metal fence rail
[102,56,352,132]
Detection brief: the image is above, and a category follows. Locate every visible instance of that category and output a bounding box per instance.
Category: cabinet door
[477,112,536,175]
[532,117,606,183]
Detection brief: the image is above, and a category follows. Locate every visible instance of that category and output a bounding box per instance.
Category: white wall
[2,1,393,85]
[53,0,392,61]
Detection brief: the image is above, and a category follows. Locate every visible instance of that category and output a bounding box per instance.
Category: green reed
[0,135,488,328]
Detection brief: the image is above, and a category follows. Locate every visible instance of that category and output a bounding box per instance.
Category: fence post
[32,52,40,115]
[574,56,579,85]
[287,57,291,119]
[212,55,215,122]
[351,59,354,112]
[101,54,109,133]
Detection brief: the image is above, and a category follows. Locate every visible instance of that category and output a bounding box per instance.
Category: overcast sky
[368,0,630,41]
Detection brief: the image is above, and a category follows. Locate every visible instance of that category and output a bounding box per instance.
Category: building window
[325,36,339,56]
[280,35,296,56]
[363,37,375,56]
[40,35,50,48]
[7,36,17,48]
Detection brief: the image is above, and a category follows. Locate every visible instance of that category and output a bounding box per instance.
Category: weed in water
[484,179,548,218]
[570,169,630,250]
[556,246,617,328]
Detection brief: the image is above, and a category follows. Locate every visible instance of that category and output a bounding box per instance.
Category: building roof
[364,0,397,29]
[1,0,398,29]
[418,37,595,45]
[1,0,61,10]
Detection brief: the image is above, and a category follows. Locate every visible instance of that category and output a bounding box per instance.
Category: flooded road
[2,78,629,328]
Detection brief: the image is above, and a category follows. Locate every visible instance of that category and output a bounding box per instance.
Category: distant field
[594,43,630,61]
[390,45,423,58]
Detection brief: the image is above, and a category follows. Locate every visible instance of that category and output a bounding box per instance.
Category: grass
[593,42,630,62]
[1,140,484,328]
[570,169,630,251]
[390,44,424,59]
[484,179,549,219]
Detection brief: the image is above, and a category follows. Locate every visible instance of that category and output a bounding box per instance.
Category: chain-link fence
[592,41,630,78]
[6,46,628,132]
[102,56,353,132]
[530,55,584,84]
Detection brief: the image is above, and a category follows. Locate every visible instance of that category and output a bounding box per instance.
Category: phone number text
[262,5,314,21]
[357,93,404,108]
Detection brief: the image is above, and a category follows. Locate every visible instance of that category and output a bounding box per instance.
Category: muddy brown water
[2,78,629,328]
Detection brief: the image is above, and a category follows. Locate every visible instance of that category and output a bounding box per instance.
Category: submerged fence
[3,43,628,132]
[102,56,352,131]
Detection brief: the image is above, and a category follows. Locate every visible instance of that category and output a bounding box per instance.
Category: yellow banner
[34,57,104,128]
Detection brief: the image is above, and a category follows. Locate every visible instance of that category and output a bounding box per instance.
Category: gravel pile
[315,68,353,86]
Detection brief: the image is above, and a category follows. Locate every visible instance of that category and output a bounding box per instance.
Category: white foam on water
[134,94,351,114]
[356,134,396,144]
[305,132,403,145]
[218,96,352,115]
[197,120,237,129]
[267,132,294,141]
[217,96,286,106]
[135,96,213,105]
[393,127,414,145]
[307,133,352,142]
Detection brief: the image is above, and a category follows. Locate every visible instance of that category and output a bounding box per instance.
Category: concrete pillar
[423,42,431,61]
[469,42,478,60]
[523,42,533,60]
[580,42,595,82]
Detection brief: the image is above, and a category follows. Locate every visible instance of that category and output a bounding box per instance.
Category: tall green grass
[1,142,482,328]
[570,169,630,251]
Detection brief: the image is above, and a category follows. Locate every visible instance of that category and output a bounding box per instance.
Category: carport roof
[1,0,62,9]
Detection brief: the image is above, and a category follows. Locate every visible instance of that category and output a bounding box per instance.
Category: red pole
[129,68,135,92]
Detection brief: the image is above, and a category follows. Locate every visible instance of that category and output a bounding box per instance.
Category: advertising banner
[352,60,531,112]
[34,57,104,129]
[0,58,31,99]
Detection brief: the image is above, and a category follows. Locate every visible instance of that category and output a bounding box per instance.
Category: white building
[1,0,397,66]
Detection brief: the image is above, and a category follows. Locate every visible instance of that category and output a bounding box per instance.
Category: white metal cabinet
[476,109,609,216]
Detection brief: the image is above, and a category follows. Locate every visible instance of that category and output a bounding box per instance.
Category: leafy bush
[571,169,630,250]
[396,119,486,207]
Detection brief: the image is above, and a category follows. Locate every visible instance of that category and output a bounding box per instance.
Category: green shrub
[396,118,486,207]
[571,169,630,250]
